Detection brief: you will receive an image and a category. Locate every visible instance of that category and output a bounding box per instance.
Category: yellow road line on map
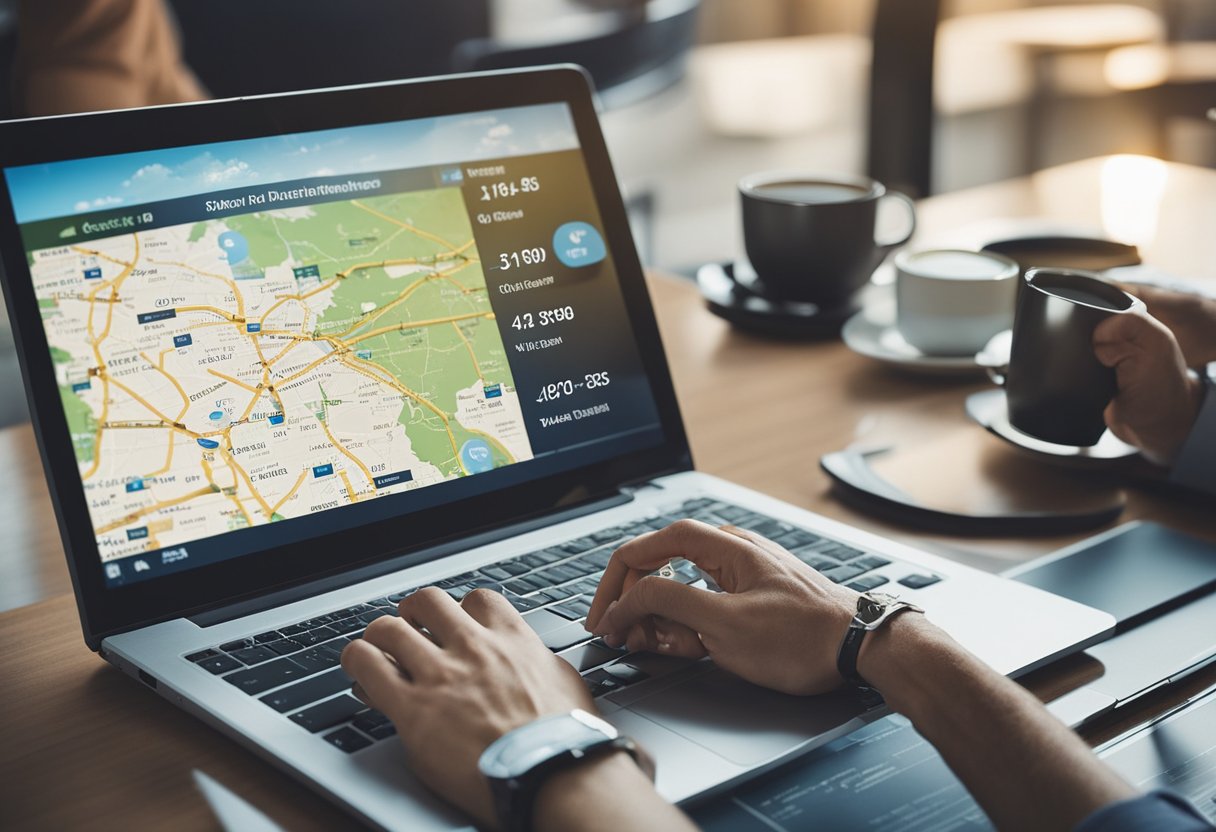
[344,311,493,347]
[339,470,360,504]
[140,351,190,421]
[222,448,274,518]
[320,418,376,489]
[145,258,247,319]
[71,245,132,269]
[270,470,308,515]
[93,486,216,535]
[107,374,179,428]
[450,321,484,382]
[207,368,260,394]
[341,354,462,462]
[144,433,176,479]
[350,200,460,251]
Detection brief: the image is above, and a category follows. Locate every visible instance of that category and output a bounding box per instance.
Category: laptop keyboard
[183,498,944,753]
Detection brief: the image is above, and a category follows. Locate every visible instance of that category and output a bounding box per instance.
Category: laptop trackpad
[625,667,866,767]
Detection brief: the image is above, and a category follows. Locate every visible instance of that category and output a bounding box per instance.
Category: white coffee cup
[894,248,1020,356]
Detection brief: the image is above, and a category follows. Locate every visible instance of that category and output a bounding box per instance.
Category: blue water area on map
[197,438,220,449]
[218,231,249,264]
[552,221,606,268]
[460,439,494,473]
[208,410,225,421]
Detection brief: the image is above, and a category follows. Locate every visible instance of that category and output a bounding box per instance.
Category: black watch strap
[836,622,870,689]
[836,598,921,705]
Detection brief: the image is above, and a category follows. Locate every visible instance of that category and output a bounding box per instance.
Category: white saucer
[841,289,994,376]
[965,389,1141,463]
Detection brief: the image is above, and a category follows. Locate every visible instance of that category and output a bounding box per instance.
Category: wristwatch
[836,591,924,700]
[478,709,655,832]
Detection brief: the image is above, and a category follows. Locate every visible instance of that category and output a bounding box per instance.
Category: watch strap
[836,599,921,704]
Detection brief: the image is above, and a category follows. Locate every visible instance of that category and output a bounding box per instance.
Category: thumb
[596,575,722,642]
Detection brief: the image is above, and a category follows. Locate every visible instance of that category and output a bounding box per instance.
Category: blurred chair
[168,0,490,98]
[0,0,16,119]
[452,0,701,109]
[866,0,941,199]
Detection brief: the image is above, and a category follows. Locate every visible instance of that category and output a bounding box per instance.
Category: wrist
[532,750,653,832]
[854,612,956,714]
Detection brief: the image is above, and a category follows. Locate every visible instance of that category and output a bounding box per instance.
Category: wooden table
[2,156,1215,830]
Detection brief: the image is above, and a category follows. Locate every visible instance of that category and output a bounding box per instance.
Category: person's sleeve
[1170,367,1216,496]
[1074,790,1214,832]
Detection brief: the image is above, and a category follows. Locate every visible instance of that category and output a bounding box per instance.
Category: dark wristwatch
[478,709,655,832]
[836,591,923,701]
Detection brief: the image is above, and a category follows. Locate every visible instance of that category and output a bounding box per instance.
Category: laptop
[0,66,1113,830]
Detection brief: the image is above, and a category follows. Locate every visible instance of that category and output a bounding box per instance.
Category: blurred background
[0,0,1212,428]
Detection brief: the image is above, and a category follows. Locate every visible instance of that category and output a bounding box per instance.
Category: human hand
[1093,310,1203,464]
[584,520,860,696]
[341,588,593,828]
[1118,283,1216,367]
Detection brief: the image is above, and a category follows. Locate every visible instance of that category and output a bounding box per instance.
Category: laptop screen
[2,102,664,588]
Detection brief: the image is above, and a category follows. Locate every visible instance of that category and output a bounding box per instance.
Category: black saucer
[695,261,858,339]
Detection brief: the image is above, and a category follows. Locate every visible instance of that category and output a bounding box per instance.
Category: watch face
[857,591,898,624]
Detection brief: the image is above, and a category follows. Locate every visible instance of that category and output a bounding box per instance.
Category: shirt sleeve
[1170,369,1216,496]
[1074,790,1214,832]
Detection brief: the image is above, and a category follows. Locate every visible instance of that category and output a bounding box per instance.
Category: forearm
[860,614,1134,831]
[534,750,696,832]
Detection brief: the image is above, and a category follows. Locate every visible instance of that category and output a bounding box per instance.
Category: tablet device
[1005,522,1216,630]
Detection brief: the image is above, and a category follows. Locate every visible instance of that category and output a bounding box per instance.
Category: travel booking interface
[4,103,663,586]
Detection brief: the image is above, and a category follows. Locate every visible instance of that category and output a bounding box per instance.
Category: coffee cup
[895,248,1020,356]
[739,173,915,306]
[988,268,1145,447]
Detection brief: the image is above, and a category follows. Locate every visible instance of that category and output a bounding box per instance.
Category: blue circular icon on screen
[460,439,494,474]
[218,231,249,265]
[208,410,225,422]
[552,221,606,268]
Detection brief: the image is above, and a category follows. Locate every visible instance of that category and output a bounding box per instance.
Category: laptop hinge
[188,488,635,628]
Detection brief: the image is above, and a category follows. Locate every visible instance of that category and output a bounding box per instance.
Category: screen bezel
[0,66,692,647]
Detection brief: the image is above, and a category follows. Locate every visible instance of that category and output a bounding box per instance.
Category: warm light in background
[1104,44,1169,90]
[1100,154,1168,247]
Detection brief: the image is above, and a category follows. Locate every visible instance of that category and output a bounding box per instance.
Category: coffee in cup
[895,248,1020,356]
[991,268,1145,447]
[739,173,915,306]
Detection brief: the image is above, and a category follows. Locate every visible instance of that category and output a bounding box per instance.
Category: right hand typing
[584,520,861,696]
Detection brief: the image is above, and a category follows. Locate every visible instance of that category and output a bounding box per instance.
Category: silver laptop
[0,67,1113,831]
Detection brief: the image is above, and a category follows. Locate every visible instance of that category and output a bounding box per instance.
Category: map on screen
[31,188,530,562]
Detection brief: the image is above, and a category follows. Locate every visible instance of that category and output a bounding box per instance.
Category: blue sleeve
[1075,790,1213,832]
[1170,370,1216,496]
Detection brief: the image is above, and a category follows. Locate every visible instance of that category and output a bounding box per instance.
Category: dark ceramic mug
[739,173,915,305]
[989,267,1145,447]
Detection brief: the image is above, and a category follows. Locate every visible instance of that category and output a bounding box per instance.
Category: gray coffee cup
[988,268,1144,447]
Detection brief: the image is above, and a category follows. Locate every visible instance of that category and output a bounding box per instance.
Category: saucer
[696,261,858,339]
[965,389,1141,464]
[840,288,996,376]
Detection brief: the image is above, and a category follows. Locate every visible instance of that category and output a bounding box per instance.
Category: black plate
[696,261,858,339]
